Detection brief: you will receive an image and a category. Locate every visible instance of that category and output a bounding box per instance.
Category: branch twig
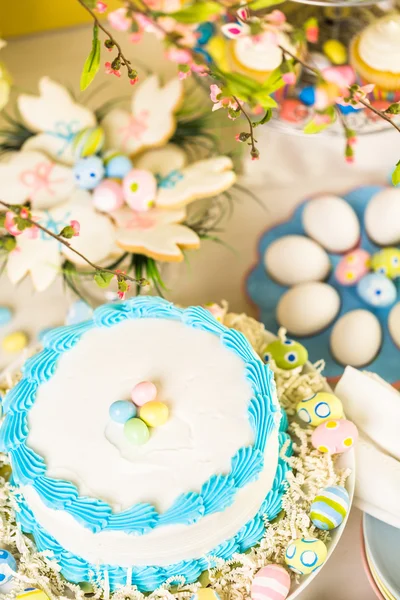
[233,96,257,155]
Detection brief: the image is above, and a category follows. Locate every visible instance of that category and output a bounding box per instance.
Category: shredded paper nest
[0,308,351,600]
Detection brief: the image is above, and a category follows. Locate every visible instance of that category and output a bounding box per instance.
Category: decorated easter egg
[330,309,381,367]
[312,419,358,454]
[285,538,327,575]
[264,235,331,286]
[299,86,315,106]
[296,392,343,426]
[139,401,169,427]
[303,195,360,253]
[0,306,12,326]
[335,249,370,286]
[72,126,105,159]
[16,589,50,600]
[131,381,157,406]
[279,99,309,124]
[73,156,105,190]
[0,549,16,584]
[123,169,157,212]
[310,485,350,530]
[263,338,308,370]
[204,302,225,322]
[365,188,400,245]
[251,564,291,600]
[1,331,28,353]
[370,248,400,279]
[92,179,124,212]
[124,418,150,445]
[357,273,396,308]
[109,400,136,424]
[191,589,221,600]
[277,282,340,336]
[104,152,133,179]
[65,300,93,325]
[323,39,347,65]
[389,302,400,348]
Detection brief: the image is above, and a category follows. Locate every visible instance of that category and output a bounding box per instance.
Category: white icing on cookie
[233,32,297,72]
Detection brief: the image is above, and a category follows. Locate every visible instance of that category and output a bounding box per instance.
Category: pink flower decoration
[4,212,22,236]
[235,134,241,142]
[108,8,130,32]
[20,208,29,219]
[117,290,126,300]
[346,155,355,164]
[178,70,190,81]
[105,61,121,78]
[96,1,107,13]
[337,84,375,109]
[130,76,139,86]
[130,32,143,44]
[166,48,192,63]
[282,72,296,85]
[70,220,80,236]
[210,84,239,112]
[323,66,355,91]
[266,10,286,25]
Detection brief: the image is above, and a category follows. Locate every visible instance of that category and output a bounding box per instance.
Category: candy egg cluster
[263,337,308,370]
[285,537,327,575]
[109,381,169,445]
[310,485,350,531]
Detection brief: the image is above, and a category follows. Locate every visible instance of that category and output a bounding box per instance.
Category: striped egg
[73,126,105,159]
[191,589,221,600]
[296,392,343,427]
[16,589,50,600]
[310,485,350,531]
[285,537,327,575]
[251,564,291,600]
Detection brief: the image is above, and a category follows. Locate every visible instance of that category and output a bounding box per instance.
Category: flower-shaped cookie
[6,190,116,291]
[18,77,96,165]
[101,75,183,156]
[247,186,400,384]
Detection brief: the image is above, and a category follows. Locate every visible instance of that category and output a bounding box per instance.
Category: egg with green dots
[296,392,343,426]
[310,485,350,531]
[263,338,308,370]
[285,537,327,575]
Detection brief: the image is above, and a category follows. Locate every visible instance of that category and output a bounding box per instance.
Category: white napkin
[335,366,400,529]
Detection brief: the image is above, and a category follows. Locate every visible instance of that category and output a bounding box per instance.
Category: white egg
[388,302,400,348]
[330,310,382,367]
[264,235,331,286]
[276,282,340,336]
[364,188,400,245]
[303,195,360,253]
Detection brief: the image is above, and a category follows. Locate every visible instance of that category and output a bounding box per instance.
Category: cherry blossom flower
[209,84,239,112]
[105,62,122,78]
[70,220,80,236]
[282,72,296,85]
[107,8,130,32]
[337,84,375,109]
[4,212,22,236]
[95,2,107,13]
[265,10,286,26]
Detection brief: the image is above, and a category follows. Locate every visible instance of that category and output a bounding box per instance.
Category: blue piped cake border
[0,297,292,591]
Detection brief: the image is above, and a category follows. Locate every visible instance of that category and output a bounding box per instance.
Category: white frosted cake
[0,297,290,591]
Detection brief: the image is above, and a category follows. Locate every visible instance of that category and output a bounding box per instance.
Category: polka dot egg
[310,485,350,531]
[285,538,327,575]
[370,248,400,279]
[251,564,291,600]
[263,338,308,370]
[296,392,343,427]
[16,589,50,600]
[73,156,105,190]
[123,169,157,212]
[357,273,397,308]
[0,549,16,584]
[72,126,105,159]
[335,249,370,286]
[312,419,358,454]
[190,590,221,600]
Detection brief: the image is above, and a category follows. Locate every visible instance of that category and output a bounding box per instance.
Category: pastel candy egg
[1,331,28,353]
[296,392,343,426]
[131,381,157,406]
[16,589,50,600]
[370,248,400,279]
[109,400,136,424]
[92,179,124,213]
[323,39,347,65]
[123,169,157,212]
[310,485,350,530]
[285,538,327,575]
[124,418,150,445]
[312,419,358,454]
[335,249,370,286]
[0,306,12,326]
[357,273,396,308]
[263,338,308,370]
[73,156,105,190]
[191,590,221,600]
[0,549,16,584]
[72,126,105,159]
[251,564,291,600]
[104,152,133,179]
[139,401,169,427]
[65,300,93,325]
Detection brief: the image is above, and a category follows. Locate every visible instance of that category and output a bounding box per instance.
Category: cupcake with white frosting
[350,15,400,99]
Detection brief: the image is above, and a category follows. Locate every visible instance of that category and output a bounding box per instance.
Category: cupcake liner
[350,36,400,96]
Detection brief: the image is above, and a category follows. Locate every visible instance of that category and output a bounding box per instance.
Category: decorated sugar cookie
[101,75,183,157]
[0,151,75,209]
[18,77,96,165]
[135,144,187,177]
[113,206,199,262]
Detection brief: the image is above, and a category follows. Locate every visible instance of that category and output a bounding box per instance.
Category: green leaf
[253,91,277,109]
[94,270,115,288]
[170,1,223,24]
[303,120,330,134]
[80,24,101,91]
[248,0,285,9]
[392,161,400,186]
[261,66,285,94]
[253,109,272,127]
